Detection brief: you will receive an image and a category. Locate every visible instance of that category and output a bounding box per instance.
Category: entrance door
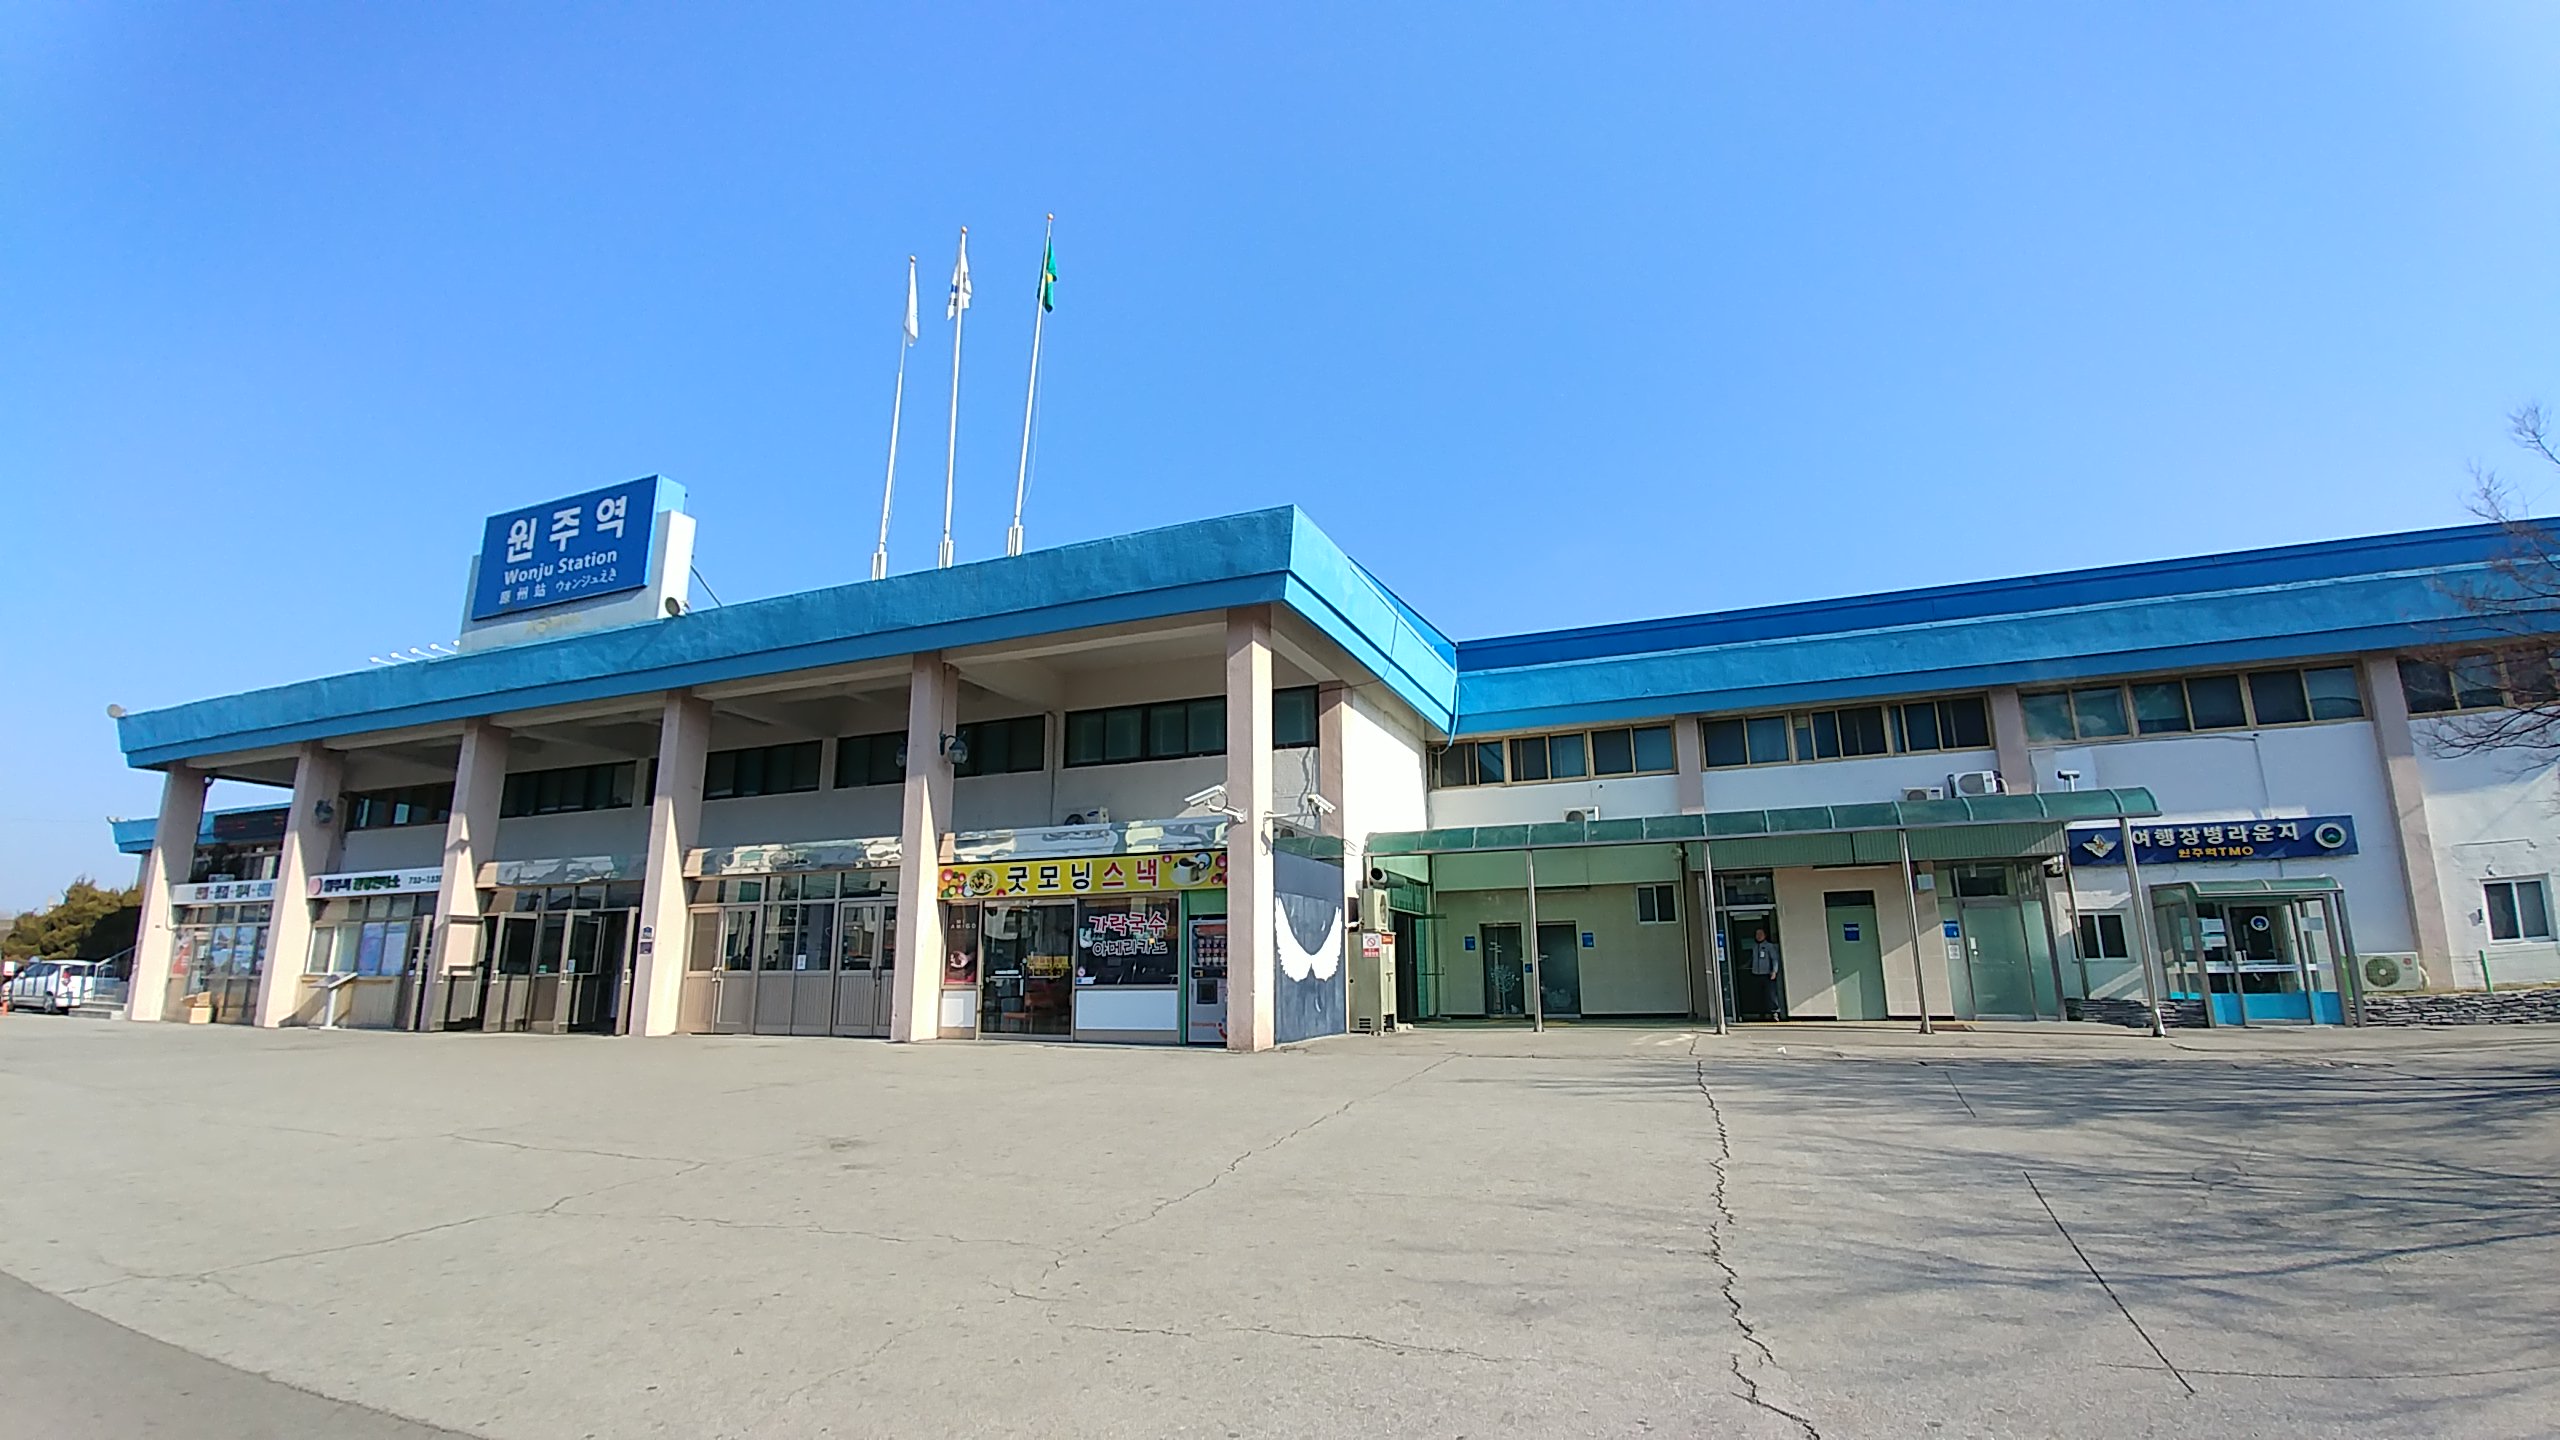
[562,910,632,1034]
[481,914,541,1031]
[1824,892,1886,1020]
[833,901,895,1037]
[1535,922,1580,1019]
[1959,900,2040,1018]
[783,901,836,1036]
[712,907,758,1033]
[1724,910,1785,1020]
[1479,924,1526,1018]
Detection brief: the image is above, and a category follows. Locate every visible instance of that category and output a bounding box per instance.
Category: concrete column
[124,766,208,1022]
[1226,607,1277,1053]
[631,692,712,1036]
[1987,687,2034,794]
[254,743,346,1027]
[2361,652,2455,981]
[423,720,510,1029]
[1317,683,1349,838]
[891,655,958,1042]
[1674,716,1706,814]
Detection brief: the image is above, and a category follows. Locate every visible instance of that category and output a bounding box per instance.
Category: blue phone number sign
[470,477,662,621]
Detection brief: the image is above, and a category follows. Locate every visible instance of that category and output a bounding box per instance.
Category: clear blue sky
[5,3,2559,909]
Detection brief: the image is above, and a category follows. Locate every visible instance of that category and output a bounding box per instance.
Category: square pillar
[1988,687,2035,794]
[631,693,711,1036]
[891,655,957,1042]
[1226,607,1277,1053]
[254,743,346,1027]
[423,720,509,1029]
[1674,716,1706,814]
[2362,652,2455,980]
[1316,683,1349,838]
[124,766,208,1022]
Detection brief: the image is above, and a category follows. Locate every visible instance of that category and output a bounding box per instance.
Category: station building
[108,480,2560,1045]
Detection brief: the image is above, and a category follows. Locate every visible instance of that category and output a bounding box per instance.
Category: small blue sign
[1462,935,1476,951]
[1841,922,1860,942]
[1943,920,1961,939]
[2067,815,2358,867]
[470,477,664,622]
[1580,931,1595,949]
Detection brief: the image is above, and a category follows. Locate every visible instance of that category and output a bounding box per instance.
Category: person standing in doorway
[1749,927,1784,1020]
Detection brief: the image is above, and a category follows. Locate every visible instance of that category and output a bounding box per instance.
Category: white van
[4,960,100,1014]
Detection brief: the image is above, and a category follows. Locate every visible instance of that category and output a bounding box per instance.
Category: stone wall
[2361,987,2560,1026]
[2066,996,2207,1030]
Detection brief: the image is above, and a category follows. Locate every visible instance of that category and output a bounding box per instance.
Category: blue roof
[110,805,290,855]
[118,508,1461,768]
[1448,522,2525,734]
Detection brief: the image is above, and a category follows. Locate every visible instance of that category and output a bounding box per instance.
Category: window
[1435,725,1675,786]
[1703,699,1979,768]
[833,732,905,788]
[500,763,636,818]
[2485,878,2552,942]
[1636,883,1678,924]
[2404,651,2558,716]
[1895,696,1990,753]
[2023,665,2366,741]
[954,716,1045,778]
[1068,697,1223,765]
[1273,686,1319,748]
[2075,912,2130,960]
[704,741,823,801]
[347,783,454,830]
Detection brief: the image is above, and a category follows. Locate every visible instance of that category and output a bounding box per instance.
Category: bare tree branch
[2425,406,2560,756]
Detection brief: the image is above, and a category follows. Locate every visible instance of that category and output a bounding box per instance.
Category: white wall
[2034,722,2416,956]
[1422,848,1688,1017]
[2413,723,2560,987]
[1700,749,2001,811]
[1340,691,1429,879]
[336,826,444,873]
[1426,773,1681,828]
[697,786,903,848]
[1771,865,1950,1020]
[491,807,649,862]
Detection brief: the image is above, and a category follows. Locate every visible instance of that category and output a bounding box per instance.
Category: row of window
[1704,695,1992,769]
[347,784,455,831]
[2022,666,2364,745]
[1062,687,1317,767]
[2399,653,2559,716]
[1433,724,1678,788]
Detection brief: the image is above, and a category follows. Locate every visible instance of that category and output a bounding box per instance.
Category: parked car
[4,959,100,1014]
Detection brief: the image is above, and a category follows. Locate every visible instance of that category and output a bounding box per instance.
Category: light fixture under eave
[106,704,126,719]
[665,596,686,617]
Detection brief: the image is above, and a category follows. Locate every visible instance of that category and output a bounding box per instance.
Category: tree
[2418,405,2560,756]
[1,879,141,962]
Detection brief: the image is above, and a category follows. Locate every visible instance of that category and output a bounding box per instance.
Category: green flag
[1038,237,1057,313]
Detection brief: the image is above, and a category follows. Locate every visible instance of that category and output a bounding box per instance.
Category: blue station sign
[470,477,663,622]
[2067,815,2358,867]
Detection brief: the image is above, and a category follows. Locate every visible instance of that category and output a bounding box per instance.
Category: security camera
[2054,768,2082,789]
[1306,793,1338,815]
[1183,784,1228,809]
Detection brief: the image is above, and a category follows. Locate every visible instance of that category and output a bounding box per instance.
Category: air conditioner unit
[2361,953,2427,993]
[1565,806,1602,823]
[1948,770,2004,798]
[1901,785,1945,803]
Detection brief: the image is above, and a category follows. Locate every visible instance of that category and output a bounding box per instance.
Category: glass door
[786,900,837,1036]
[981,902,1073,1036]
[834,901,894,1037]
[713,906,758,1034]
[1534,921,1580,1019]
[1478,924,1526,1018]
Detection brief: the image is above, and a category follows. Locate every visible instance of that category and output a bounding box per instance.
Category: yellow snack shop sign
[938,850,1226,900]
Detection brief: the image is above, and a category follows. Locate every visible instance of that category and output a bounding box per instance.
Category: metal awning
[1368,787,2159,866]
[2151,876,2344,899]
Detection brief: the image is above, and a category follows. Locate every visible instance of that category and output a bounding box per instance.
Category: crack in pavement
[2100,1359,2560,1381]
[1691,1048,1822,1440]
[2023,1169,2195,1396]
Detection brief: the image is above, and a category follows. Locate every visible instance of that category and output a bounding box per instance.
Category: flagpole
[1008,214,1053,559]
[873,256,918,582]
[941,227,969,570]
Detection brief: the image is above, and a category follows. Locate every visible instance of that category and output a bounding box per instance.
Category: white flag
[947,231,972,318]
[903,256,919,343]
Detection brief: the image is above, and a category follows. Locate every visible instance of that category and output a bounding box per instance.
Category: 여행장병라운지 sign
[470,477,664,621]
[2067,815,2358,867]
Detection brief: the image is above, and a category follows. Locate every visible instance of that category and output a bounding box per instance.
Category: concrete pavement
[1,1016,2554,1438]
